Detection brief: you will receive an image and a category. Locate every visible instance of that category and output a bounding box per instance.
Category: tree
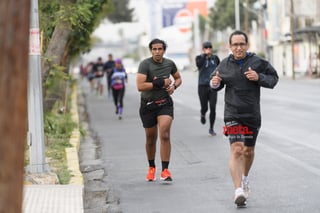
[0,0,30,212]
[196,14,211,42]
[39,0,133,108]
[107,0,134,23]
[208,0,258,31]
[40,0,133,86]
[41,0,78,86]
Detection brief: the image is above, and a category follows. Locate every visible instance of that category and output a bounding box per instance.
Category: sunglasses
[204,46,212,49]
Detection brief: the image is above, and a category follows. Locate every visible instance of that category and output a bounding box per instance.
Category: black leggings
[112,88,125,107]
[198,85,217,129]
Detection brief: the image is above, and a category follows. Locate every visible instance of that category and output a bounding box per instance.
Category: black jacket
[196,54,220,86]
[211,53,278,128]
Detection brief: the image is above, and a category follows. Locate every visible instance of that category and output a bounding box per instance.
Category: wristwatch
[173,84,177,90]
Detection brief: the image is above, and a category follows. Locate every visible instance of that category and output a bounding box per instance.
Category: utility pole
[193,9,201,58]
[235,0,240,30]
[27,0,48,173]
[290,0,295,80]
[0,0,31,212]
[244,0,249,34]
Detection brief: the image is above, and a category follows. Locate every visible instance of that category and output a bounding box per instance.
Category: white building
[266,0,320,78]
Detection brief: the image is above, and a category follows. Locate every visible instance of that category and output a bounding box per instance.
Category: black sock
[148,160,155,168]
[161,161,169,171]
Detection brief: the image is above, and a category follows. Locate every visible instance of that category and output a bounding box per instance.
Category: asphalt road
[81,70,320,213]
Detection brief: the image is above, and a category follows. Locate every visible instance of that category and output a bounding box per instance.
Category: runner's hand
[211,71,221,86]
[244,67,259,81]
[152,77,165,89]
[166,84,175,95]
[163,78,172,88]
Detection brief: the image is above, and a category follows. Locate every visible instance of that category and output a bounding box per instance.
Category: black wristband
[152,78,164,89]
[174,84,177,90]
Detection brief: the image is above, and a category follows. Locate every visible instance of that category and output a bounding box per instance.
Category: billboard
[159,0,209,70]
[161,0,208,33]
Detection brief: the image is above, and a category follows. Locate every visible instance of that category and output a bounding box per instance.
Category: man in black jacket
[195,41,220,136]
[210,30,278,207]
[104,53,115,98]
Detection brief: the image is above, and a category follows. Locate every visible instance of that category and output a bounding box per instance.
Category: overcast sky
[93,0,216,42]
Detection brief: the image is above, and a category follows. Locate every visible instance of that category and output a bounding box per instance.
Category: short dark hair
[149,38,167,50]
[229,30,248,44]
[202,41,212,48]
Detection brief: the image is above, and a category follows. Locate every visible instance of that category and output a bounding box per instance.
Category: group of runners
[81,54,128,120]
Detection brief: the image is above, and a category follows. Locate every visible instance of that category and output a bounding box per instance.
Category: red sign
[174,9,193,33]
[29,28,41,55]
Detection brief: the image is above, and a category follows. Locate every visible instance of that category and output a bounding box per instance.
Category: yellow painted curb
[66,83,83,185]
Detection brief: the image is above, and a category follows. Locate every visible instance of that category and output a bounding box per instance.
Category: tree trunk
[0,1,30,212]
[41,20,72,84]
[41,0,77,85]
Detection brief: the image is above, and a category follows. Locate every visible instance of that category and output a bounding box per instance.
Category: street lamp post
[242,1,267,56]
[27,0,47,173]
[193,9,201,57]
[235,0,240,30]
[290,0,295,80]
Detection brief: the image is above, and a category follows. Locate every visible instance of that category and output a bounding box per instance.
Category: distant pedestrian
[79,64,86,79]
[86,62,95,92]
[110,59,127,120]
[210,30,279,207]
[92,57,105,96]
[195,41,220,136]
[136,38,182,182]
[104,54,115,98]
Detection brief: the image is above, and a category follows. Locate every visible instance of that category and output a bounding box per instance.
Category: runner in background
[195,41,220,136]
[110,58,127,120]
[104,53,115,99]
[92,57,105,97]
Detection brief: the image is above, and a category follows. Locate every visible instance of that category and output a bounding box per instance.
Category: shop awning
[294,26,320,34]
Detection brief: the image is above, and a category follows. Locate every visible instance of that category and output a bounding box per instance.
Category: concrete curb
[66,83,83,185]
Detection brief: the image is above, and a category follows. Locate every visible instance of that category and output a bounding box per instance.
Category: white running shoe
[234,188,247,207]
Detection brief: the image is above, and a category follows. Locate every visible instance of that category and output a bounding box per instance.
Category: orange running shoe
[160,169,173,182]
[146,167,156,181]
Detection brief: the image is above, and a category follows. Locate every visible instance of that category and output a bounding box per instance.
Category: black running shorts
[224,120,259,147]
[139,97,174,128]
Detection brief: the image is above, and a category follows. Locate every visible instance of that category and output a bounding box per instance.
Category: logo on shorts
[223,125,253,135]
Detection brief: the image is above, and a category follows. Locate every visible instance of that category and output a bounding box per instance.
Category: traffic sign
[173,9,193,33]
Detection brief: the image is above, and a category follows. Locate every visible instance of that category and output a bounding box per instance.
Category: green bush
[42,75,77,184]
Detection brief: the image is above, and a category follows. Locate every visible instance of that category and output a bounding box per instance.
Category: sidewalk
[23,84,84,213]
[23,185,83,213]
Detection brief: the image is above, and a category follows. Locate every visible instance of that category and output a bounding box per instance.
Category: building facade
[266,0,320,78]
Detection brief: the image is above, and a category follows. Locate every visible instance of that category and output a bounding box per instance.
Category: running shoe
[200,115,206,124]
[146,167,156,182]
[160,169,173,182]
[209,129,217,136]
[242,178,250,198]
[234,188,247,207]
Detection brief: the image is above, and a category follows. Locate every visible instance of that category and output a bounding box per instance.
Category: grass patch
[25,73,79,184]
[44,101,77,184]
